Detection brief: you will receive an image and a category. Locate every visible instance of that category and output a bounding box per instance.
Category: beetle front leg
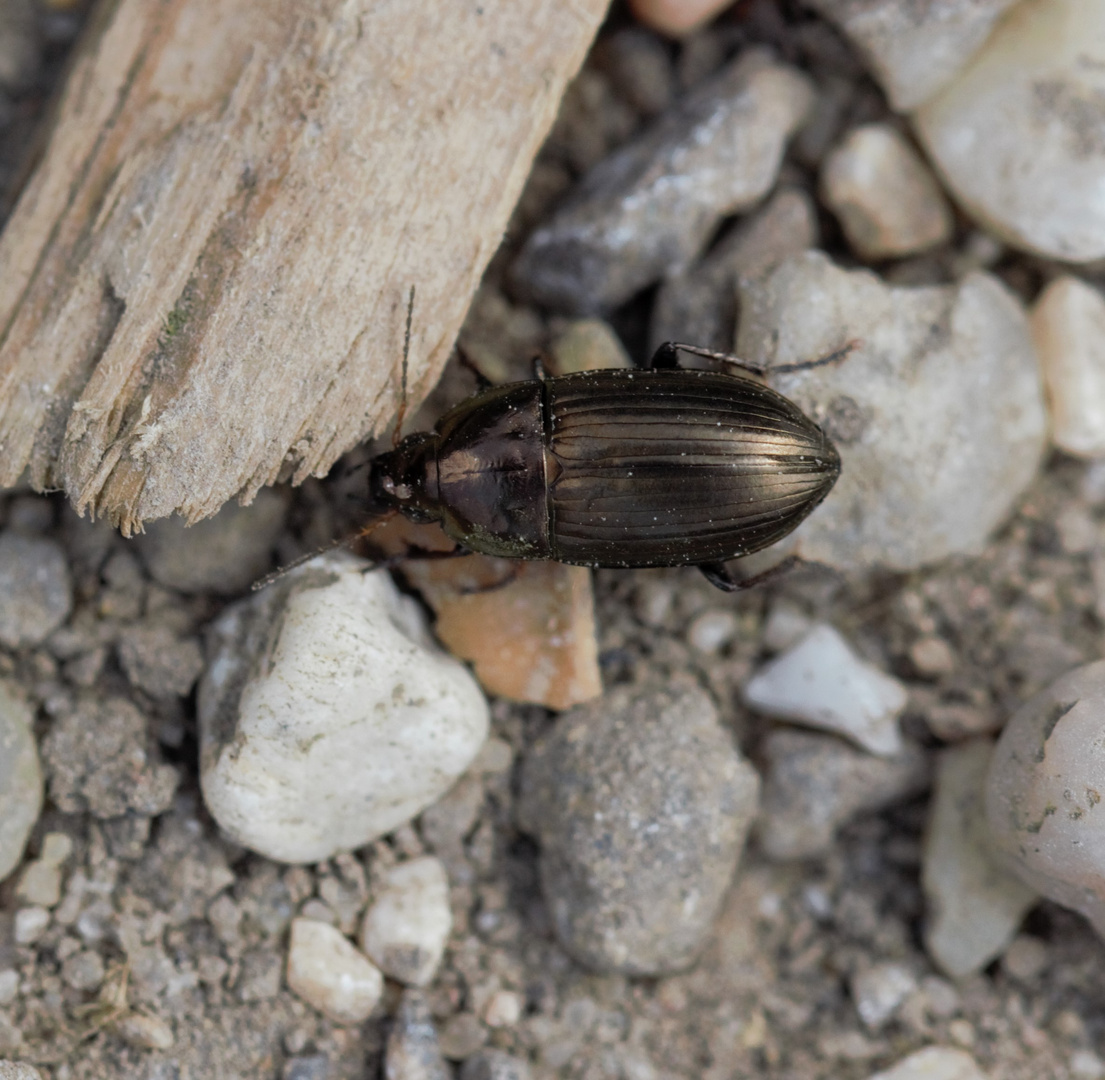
[698,555,801,592]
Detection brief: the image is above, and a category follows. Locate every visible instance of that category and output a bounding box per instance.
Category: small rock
[0,681,43,884]
[915,0,1105,261]
[820,124,953,259]
[986,660,1105,940]
[863,1046,988,1080]
[737,252,1046,571]
[438,1012,488,1061]
[511,51,814,314]
[286,918,383,1025]
[1001,934,1049,983]
[547,319,631,375]
[359,856,452,987]
[923,739,1038,978]
[16,832,73,906]
[805,0,1021,110]
[198,555,488,863]
[41,695,178,819]
[761,599,813,653]
[743,624,907,757]
[13,907,49,945]
[0,534,72,649]
[1071,1050,1105,1080]
[756,729,929,861]
[651,187,819,353]
[134,488,287,594]
[482,990,523,1029]
[386,989,450,1080]
[687,609,738,654]
[407,557,601,712]
[518,683,759,974]
[627,0,731,37]
[117,624,204,698]
[460,1050,532,1080]
[910,637,956,678]
[1031,276,1105,458]
[851,962,918,1030]
[283,1056,330,1080]
[112,1011,175,1051]
[0,1063,43,1080]
[0,970,17,1006]
[61,949,105,992]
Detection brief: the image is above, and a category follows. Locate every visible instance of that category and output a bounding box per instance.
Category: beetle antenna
[663,338,861,377]
[392,285,416,450]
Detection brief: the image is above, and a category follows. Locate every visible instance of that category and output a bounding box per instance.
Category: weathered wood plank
[0,0,607,532]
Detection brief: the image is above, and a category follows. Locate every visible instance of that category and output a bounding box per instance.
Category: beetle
[367,338,845,592]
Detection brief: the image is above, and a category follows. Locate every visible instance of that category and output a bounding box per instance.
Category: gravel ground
[3,3,1105,1079]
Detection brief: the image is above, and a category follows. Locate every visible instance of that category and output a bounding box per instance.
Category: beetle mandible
[368,329,846,593]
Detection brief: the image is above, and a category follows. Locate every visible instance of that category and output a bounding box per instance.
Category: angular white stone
[15,832,73,907]
[915,0,1105,262]
[743,624,907,757]
[198,555,489,863]
[737,252,1046,571]
[987,660,1105,940]
[864,1046,988,1080]
[359,856,452,987]
[923,739,1038,978]
[820,124,952,258]
[286,917,383,1025]
[805,0,1020,110]
[1031,276,1105,458]
[13,906,49,945]
[851,962,917,1030]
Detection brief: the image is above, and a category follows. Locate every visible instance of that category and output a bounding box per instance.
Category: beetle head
[369,432,440,523]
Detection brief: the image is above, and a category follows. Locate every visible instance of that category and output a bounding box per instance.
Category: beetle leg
[650,340,861,377]
[698,554,801,592]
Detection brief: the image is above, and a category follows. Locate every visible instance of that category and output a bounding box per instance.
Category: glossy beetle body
[369,348,840,588]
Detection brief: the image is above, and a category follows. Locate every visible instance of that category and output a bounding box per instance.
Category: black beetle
[367,339,844,592]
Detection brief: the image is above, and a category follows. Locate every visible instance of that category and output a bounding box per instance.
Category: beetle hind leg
[698,555,801,592]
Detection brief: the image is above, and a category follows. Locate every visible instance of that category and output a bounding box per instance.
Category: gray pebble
[386,989,450,1080]
[0,533,72,649]
[134,488,286,594]
[0,680,42,884]
[511,50,813,314]
[117,623,204,698]
[460,1049,532,1080]
[518,683,759,975]
[756,729,929,861]
[41,695,178,819]
[0,1063,43,1080]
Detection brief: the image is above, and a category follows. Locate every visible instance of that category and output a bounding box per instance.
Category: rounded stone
[986,660,1105,940]
[517,683,759,975]
[198,553,489,863]
[0,680,43,885]
[0,533,72,649]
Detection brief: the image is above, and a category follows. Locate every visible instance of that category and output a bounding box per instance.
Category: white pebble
[986,660,1105,940]
[743,624,907,757]
[15,832,73,907]
[1031,276,1105,458]
[483,989,524,1028]
[0,968,18,1005]
[864,1046,987,1080]
[915,0,1105,261]
[113,1011,175,1051]
[737,252,1046,571]
[761,601,813,653]
[0,1063,43,1080]
[687,609,738,654]
[13,906,50,945]
[851,962,917,1030]
[360,856,452,987]
[198,555,489,863]
[286,917,383,1025]
[821,124,952,258]
[804,0,1020,110]
[0,680,42,886]
[1071,1050,1105,1080]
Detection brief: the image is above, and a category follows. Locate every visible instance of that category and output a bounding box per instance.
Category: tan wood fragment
[0,0,607,532]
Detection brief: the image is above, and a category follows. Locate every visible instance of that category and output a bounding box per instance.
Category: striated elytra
[368,342,841,592]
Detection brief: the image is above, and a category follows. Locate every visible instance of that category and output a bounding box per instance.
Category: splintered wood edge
[0,0,608,533]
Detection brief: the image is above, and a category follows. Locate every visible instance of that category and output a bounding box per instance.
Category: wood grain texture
[0,0,607,532]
